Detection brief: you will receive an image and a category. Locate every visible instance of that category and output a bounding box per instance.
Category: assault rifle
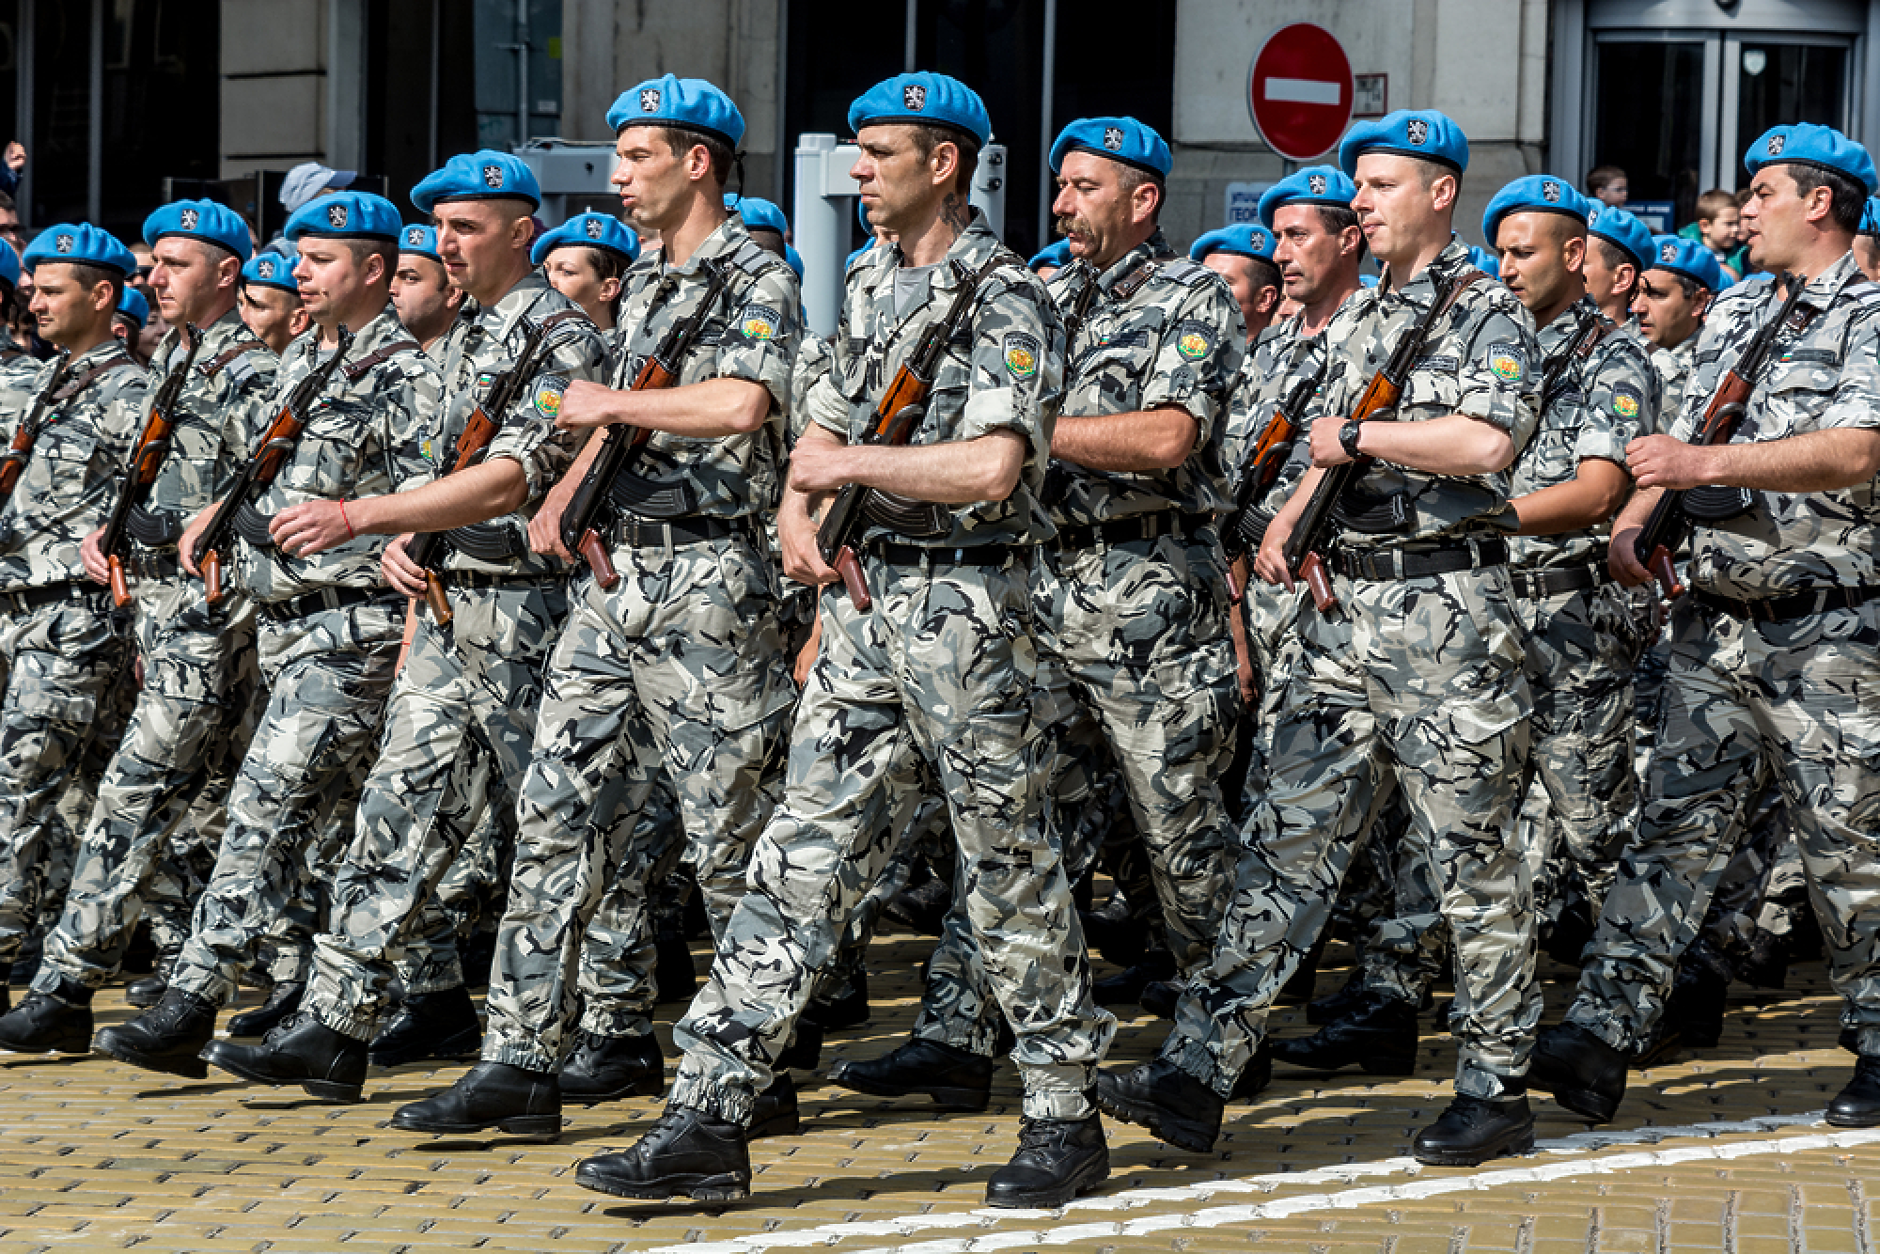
[0,350,74,505]
[1222,369,1321,561]
[100,323,203,606]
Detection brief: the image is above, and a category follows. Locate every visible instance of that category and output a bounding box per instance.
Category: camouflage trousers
[302,580,566,1041]
[482,529,792,1073]
[0,591,133,967]
[670,555,1115,1125]
[577,774,686,1039]
[1162,564,1536,1101]
[169,597,404,1007]
[1568,597,1880,1055]
[36,577,258,992]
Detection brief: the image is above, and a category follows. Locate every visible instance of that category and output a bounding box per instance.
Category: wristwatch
[1339,420,1365,461]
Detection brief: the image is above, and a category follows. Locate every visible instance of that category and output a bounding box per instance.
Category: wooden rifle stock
[569,354,671,589]
[0,350,74,505]
[815,362,932,612]
[104,324,203,607]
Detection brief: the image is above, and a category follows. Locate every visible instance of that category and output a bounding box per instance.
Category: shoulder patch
[531,373,567,420]
[1003,332,1041,380]
[1486,342,1527,384]
[1175,321,1215,362]
[737,303,781,343]
[1611,383,1642,420]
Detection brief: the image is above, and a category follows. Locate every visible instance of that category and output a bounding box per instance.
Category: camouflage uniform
[303,274,606,1042]
[668,213,1115,1127]
[1567,254,1880,1055]
[166,308,437,1008]
[479,215,798,1073]
[1159,240,1542,1102]
[30,312,273,995]
[0,341,147,968]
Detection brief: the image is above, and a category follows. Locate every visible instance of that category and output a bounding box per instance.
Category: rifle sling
[199,340,269,379]
[339,340,422,381]
[52,352,139,403]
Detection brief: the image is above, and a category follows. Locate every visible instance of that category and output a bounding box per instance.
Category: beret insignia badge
[1406,118,1429,146]
[1308,173,1327,194]
[328,204,349,229]
[1103,126,1124,151]
[904,84,928,111]
[641,88,661,112]
[483,164,504,189]
[180,207,200,230]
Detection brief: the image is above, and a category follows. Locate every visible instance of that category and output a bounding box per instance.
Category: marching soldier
[1531,123,1880,1130]
[533,212,638,341]
[1190,224,1281,339]
[0,225,148,1007]
[93,191,437,1077]
[237,252,308,356]
[390,223,468,355]
[0,201,277,1053]
[572,71,1112,1209]
[1098,110,1546,1168]
[1584,205,1654,329]
[1634,236,1725,416]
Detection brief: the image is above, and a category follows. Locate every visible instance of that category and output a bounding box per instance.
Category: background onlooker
[1678,189,1748,281]
[1586,164,1628,207]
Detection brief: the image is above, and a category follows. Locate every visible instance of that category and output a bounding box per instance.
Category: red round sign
[1247,23,1355,162]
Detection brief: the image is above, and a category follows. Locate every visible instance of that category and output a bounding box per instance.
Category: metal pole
[87,0,101,224]
[515,0,529,145]
[774,0,789,203]
[904,0,917,72]
[428,0,440,170]
[1037,0,1056,247]
[18,0,33,223]
[793,133,843,339]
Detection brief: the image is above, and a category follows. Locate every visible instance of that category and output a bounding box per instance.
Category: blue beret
[1744,123,1879,196]
[1467,246,1501,276]
[398,223,441,263]
[1587,205,1654,272]
[242,251,299,293]
[1339,109,1469,176]
[22,223,138,277]
[142,199,253,261]
[1048,117,1170,178]
[1646,235,1727,292]
[284,191,401,243]
[0,241,19,290]
[530,212,642,266]
[1190,224,1275,264]
[1864,196,1880,237]
[607,75,745,148]
[784,244,804,280]
[1482,174,1591,244]
[1258,165,1356,229]
[849,73,991,148]
[412,150,542,214]
[1028,238,1074,271]
[117,286,149,327]
[727,194,789,235]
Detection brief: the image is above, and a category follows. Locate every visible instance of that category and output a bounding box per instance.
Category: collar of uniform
[1802,249,1864,304]
[1537,294,1604,350]
[477,269,566,345]
[67,337,133,372]
[1094,231,1173,294]
[887,209,1005,294]
[659,213,751,285]
[1379,235,1472,303]
[298,300,406,370]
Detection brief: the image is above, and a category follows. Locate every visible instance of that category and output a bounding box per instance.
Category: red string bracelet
[339,499,356,541]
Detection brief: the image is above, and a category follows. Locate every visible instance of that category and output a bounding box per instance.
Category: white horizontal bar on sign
[1263,77,1343,106]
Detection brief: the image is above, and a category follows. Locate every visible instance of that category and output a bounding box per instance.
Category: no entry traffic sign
[1248,23,1355,162]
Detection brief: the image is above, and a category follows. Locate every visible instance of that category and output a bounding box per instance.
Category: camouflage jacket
[788,324,832,447]
[140,309,278,543]
[0,339,147,592]
[1673,251,1880,601]
[419,272,607,577]
[612,215,800,520]
[233,306,438,603]
[1222,313,1337,521]
[805,212,1065,548]
[1510,297,1658,570]
[1042,230,1245,523]
[1317,238,1541,549]
[1650,334,1700,432]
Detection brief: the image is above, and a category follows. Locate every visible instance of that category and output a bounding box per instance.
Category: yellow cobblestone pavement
[2,935,1876,1252]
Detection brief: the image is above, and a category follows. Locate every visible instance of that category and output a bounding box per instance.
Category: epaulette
[200,339,270,381]
[340,339,425,381]
[1154,258,1215,289]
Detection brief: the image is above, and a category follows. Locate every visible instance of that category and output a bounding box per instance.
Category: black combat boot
[828,1036,994,1111]
[1093,950,1176,1007]
[1306,972,1367,1026]
[94,988,216,1079]
[1413,1090,1536,1166]
[803,968,870,1030]
[984,1111,1110,1208]
[1528,1022,1628,1123]
[558,1030,664,1104]
[203,1016,368,1102]
[774,1019,822,1072]
[1228,1044,1273,1102]
[368,986,482,1067]
[1664,961,1728,1050]
[0,975,93,1054]
[1094,1058,1223,1153]
[574,1106,751,1201]
[749,1072,800,1139]
[389,1061,561,1138]
[1270,991,1419,1075]
[126,949,179,1010]
[1828,1057,1880,1128]
[1138,978,1182,1020]
[654,928,697,1004]
[226,981,303,1039]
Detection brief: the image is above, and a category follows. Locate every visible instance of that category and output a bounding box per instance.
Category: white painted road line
[649,1112,1870,1254]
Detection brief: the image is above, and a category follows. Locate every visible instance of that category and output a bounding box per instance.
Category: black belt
[1510,562,1606,599]
[1692,585,1880,624]
[1329,535,1509,582]
[439,569,561,591]
[611,515,743,549]
[258,586,403,623]
[0,581,107,616]
[129,548,182,581]
[1049,511,1202,551]
[867,541,1027,567]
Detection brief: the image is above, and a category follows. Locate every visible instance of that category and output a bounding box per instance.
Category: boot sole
[574,1162,749,1202]
[1270,1048,1416,1077]
[369,1023,484,1069]
[561,1073,666,1106]
[1413,1126,1535,1167]
[828,1066,989,1112]
[984,1154,1110,1208]
[0,1025,91,1055]
[1826,1105,1880,1129]
[202,1042,364,1104]
[93,1034,209,1080]
[388,1110,561,1139]
[1094,1085,1216,1153]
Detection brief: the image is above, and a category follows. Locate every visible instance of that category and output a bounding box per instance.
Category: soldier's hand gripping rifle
[1280,268,1482,614]
[558,259,734,590]
[406,316,564,625]
[814,256,1004,611]
[191,328,355,604]
[1629,274,1805,599]
[0,349,74,506]
[100,323,203,606]
[1222,369,1321,561]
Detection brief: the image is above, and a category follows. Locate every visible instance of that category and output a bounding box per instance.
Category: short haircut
[62,261,124,304]
[1788,163,1866,234]
[1411,157,1460,192]
[1667,272,1706,301]
[1249,255,1281,292]
[1309,204,1370,262]
[1113,163,1165,224]
[1695,188,1736,222]
[659,127,734,189]
[747,227,786,258]
[1592,237,1640,297]
[1585,165,1626,195]
[910,124,980,197]
[342,238,398,281]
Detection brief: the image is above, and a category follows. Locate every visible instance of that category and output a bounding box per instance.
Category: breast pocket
[1759,359,1839,437]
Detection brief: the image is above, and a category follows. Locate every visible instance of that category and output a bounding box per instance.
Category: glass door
[1590,35,1713,227]
[1725,39,1851,175]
